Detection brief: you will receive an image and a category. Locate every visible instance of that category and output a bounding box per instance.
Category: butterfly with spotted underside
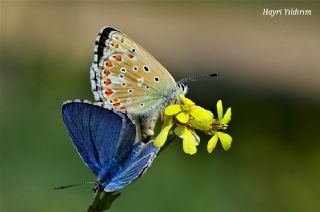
[90,26,194,141]
[62,100,159,192]
[90,27,216,141]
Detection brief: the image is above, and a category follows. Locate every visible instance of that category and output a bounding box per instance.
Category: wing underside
[90,26,176,114]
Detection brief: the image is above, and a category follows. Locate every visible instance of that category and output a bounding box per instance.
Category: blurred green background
[1,1,320,211]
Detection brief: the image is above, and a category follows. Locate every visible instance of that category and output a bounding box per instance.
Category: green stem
[87,186,121,212]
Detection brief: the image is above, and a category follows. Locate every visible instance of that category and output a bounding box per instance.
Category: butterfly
[62,100,159,192]
[90,27,189,140]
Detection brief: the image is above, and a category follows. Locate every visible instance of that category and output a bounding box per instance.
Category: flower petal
[176,112,189,124]
[182,127,197,155]
[180,95,195,109]
[154,123,173,147]
[217,132,232,150]
[221,107,232,124]
[189,106,213,120]
[217,100,223,120]
[175,127,200,145]
[189,106,214,131]
[207,134,218,153]
[163,114,173,126]
[174,126,184,138]
[189,120,212,131]
[165,104,182,115]
[190,130,200,145]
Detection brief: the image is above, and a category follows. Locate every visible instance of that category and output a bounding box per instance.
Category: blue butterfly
[62,100,159,192]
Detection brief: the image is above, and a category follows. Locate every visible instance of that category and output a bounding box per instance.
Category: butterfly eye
[132,66,138,72]
[121,82,127,87]
[131,48,136,53]
[140,103,144,107]
[128,89,133,94]
[120,68,127,73]
[143,65,150,72]
[154,77,160,82]
[119,74,125,79]
[145,85,150,90]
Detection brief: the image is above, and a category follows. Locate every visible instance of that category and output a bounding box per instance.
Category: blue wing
[103,141,159,192]
[62,100,136,176]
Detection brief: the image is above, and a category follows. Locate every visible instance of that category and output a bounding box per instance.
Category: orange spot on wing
[127,53,134,59]
[120,106,126,110]
[113,98,119,103]
[106,89,113,96]
[115,55,122,61]
[107,61,112,67]
[114,103,120,108]
[105,79,111,85]
[104,70,110,77]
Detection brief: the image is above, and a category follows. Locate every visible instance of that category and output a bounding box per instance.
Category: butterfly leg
[139,111,160,142]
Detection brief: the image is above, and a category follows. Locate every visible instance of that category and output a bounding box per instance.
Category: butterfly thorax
[161,84,186,110]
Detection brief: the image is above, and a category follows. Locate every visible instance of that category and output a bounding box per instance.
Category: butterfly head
[177,81,189,95]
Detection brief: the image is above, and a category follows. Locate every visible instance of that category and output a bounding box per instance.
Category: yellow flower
[207,100,233,153]
[207,132,232,153]
[165,95,213,128]
[165,95,195,123]
[188,106,214,131]
[154,115,174,147]
[156,95,212,154]
[174,126,198,155]
[217,100,232,125]
[154,95,233,155]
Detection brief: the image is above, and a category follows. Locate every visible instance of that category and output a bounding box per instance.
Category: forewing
[103,141,159,192]
[62,100,136,176]
[90,27,176,114]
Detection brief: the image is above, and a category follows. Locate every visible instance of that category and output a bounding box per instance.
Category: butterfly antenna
[179,73,218,84]
[54,181,97,190]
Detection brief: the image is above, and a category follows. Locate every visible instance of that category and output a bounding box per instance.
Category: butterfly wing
[90,27,177,115]
[103,141,159,192]
[62,100,136,176]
